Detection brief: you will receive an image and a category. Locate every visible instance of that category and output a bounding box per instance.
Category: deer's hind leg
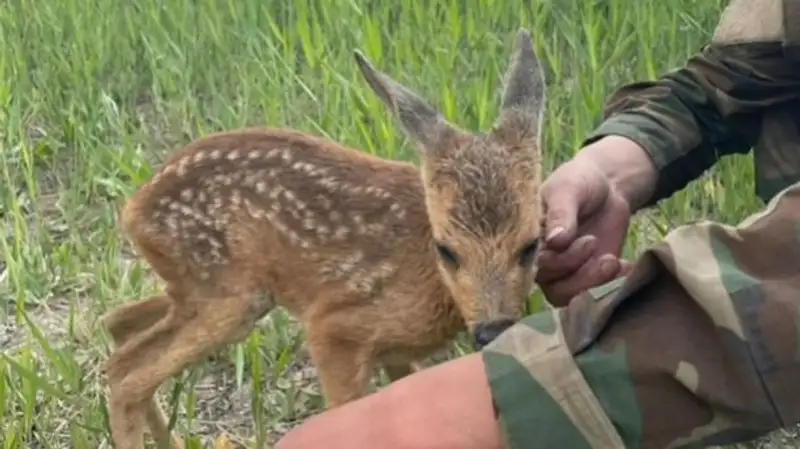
[103,295,171,345]
[103,295,185,449]
[105,288,275,449]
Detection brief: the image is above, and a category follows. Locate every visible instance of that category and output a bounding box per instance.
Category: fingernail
[546,227,564,241]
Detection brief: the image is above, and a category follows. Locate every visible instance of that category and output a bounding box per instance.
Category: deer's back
[120,128,435,303]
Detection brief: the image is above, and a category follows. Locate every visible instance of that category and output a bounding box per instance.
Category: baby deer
[102,29,547,449]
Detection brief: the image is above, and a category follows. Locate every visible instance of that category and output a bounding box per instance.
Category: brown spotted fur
[102,29,547,449]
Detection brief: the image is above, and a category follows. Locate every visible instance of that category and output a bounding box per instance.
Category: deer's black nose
[473,319,515,349]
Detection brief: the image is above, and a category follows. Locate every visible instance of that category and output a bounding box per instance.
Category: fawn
[102,28,547,449]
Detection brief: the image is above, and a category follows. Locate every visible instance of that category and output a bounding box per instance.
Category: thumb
[541,183,581,250]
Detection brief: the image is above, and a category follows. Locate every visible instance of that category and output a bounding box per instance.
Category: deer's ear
[354,51,461,158]
[491,29,547,147]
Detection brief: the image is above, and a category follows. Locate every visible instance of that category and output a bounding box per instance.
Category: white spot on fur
[192,151,206,163]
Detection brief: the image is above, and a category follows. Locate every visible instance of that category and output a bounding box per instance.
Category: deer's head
[355,30,546,349]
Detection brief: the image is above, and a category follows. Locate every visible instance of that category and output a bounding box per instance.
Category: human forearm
[274,354,505,449]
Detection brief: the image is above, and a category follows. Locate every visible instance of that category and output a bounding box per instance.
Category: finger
[536,235,597,284]
[585,212,629,263]
[540,184,582,251]
[541,254,621,307]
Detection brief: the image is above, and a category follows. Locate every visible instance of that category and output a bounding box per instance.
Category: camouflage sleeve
[482,178,800,448]
[583,0,800,206]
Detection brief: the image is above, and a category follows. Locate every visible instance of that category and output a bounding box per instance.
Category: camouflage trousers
[482,179,800,449]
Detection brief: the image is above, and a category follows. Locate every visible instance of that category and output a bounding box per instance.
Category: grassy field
[0,0,791,448]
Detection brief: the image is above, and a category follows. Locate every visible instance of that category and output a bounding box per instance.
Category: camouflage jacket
[481,1,800,448]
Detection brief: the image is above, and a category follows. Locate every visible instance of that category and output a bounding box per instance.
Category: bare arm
[274,354,504,449]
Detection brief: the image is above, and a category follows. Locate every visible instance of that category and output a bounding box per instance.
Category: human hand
[536,136,656,306]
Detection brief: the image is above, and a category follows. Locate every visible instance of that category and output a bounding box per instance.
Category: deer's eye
[518,239,540,267]
[435,243,459,269]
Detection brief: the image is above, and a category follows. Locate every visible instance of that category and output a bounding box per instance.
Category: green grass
[0,0,777,447]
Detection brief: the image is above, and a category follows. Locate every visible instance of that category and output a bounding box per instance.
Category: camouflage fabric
[482,1,800,448]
